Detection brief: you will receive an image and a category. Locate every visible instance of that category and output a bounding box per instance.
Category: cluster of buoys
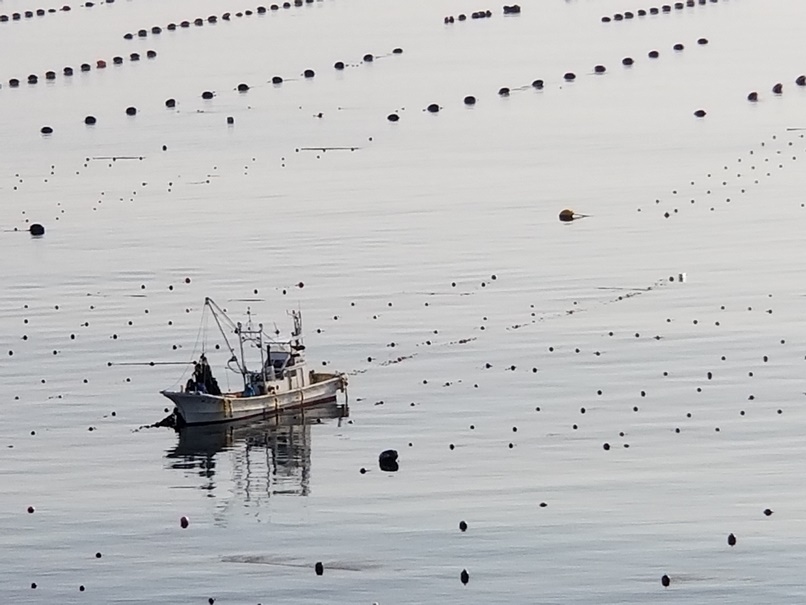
[444,10,492,23]
[643,130,804,220]
[5,51,156,90]
[124,1,326,39]
[747,75,806,102]
[502,5,521,14]
[601,0,721,22]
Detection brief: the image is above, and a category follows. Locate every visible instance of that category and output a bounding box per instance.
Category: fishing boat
[161,298,347,426]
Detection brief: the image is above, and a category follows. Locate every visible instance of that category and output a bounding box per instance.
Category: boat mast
[236,321,248,388]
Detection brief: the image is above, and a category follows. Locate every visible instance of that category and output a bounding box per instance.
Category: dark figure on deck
[190,355,221,395]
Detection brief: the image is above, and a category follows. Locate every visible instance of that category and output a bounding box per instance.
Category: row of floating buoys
[5,52,155,88]
[444,10,492,23]
[0,3,80,22]
[747,76,806,101]
[124,0,327,39]
[400,38,710,122]
[39,94,261,133]
[0,0,116,21]
[601,0,721,22]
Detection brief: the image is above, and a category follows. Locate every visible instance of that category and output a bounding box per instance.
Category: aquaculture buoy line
[4,50,157,91]
[0,1,114,24]
[744,75,806,103]
[414,37,709,119]
[122,0,330,40]
[26,45,393,134]
[444,5,519,23]
[639,130,805,220]
[601,0,723,22]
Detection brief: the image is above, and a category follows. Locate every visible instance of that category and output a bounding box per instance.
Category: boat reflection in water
[165,401,348,508]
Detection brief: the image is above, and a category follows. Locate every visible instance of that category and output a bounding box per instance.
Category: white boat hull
[162,374,346,426]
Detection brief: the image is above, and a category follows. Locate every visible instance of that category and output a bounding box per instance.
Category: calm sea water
[3,0,806,602]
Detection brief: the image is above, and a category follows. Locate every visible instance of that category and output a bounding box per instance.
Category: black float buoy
[303,69,315,78]
[464,95,476,105]
[226,116,234,125]
[379,449,399,471]
[363,53,374,62]
[559,209,579,222]
[461,569,469,585]
[201,90,214,99]
[315,562,324,576]
[392,47,403,54]
[146,50,157,58]
[152,26,162,34]
[84,115,97,125]
[661,574,670,588]
[64,66,74,75]
[387,113,399,122]
[272,76,283,84]
[9,78,20,87]
[125,106,137,116]
[29,223,45,236]
[165,98,176,108]
[112,56,123,64]
[563,72,576,81]
[796,75,806,86]
[648,50,659,58]
[80,63,91,71]
[532,79,544,89]
[594,65,606,73]
[28,74,38,84]
[747,91,758,102]
[137,28,147,37]
[45,71,56,80]
[498,87,510,96]
[237,83,249,92]
[673,43,684,51]
[334,61,345,70]
[622,57,634,66]
[727,533,736,546]
[694,109,707,117]
[426,103,440,113]
[40,126,53,134]
[772,83,783,94]
[697,37,708,45]
[130,53,140,61]
[459,520,468,532]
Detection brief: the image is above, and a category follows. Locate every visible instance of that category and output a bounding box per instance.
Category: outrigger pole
[205,297,243,374]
